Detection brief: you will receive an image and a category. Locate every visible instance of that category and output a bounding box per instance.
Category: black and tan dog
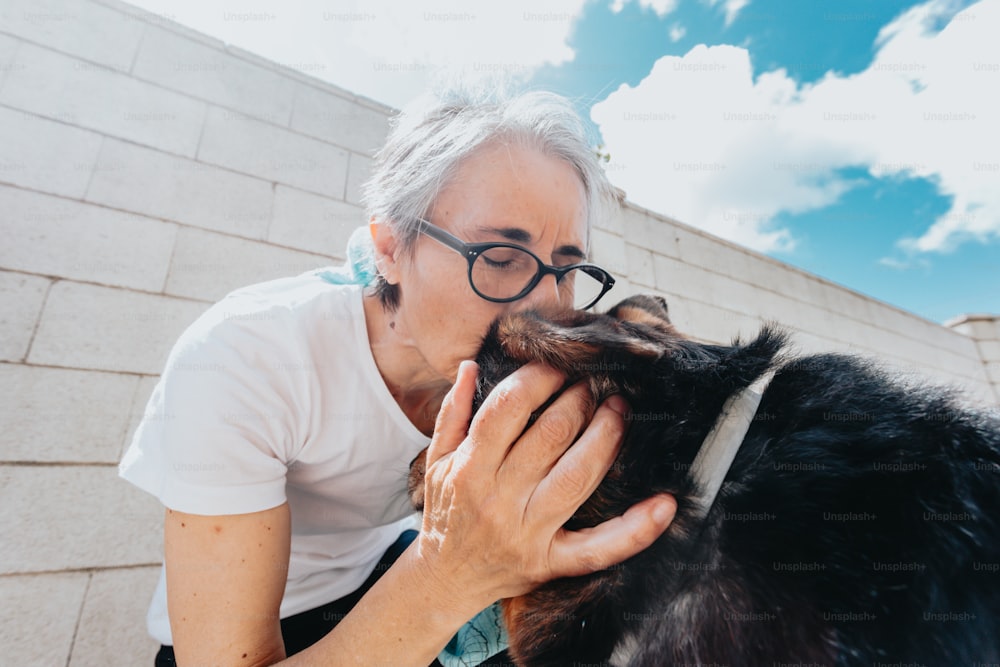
[410,295,1000,666]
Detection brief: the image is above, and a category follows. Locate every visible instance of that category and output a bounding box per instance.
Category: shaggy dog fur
[409,294,1000,666]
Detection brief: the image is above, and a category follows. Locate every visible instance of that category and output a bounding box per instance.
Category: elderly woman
[120,88,677,666]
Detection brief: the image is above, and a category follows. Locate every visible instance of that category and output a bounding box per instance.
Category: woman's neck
[362,292,451,436]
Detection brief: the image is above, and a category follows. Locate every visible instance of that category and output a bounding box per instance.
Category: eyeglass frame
[415,218,616,310]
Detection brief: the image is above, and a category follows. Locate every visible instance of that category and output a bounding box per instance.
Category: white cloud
[615,0,744,24]
[878,256,932,271]
[609,0,680,17]
[591,0,1000,257]
[669,23,687,42]
[124,0,586,108]
[704,0,751,26]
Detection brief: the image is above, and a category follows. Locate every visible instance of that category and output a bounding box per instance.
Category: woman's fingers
[498,381,596,493]
[419,362,678,601]
[548,493,677,578]
[525,395,627,528]
[425,360,479,468]
[460,363,568,472]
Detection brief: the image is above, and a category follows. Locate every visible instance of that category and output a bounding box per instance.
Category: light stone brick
[1,42,206,156]
[787,329,845,357]
[595,201,625,237]
[290,83,390,155]
[654,254,765,320]
[676,297,761,346]
[198,105,350,198]
[606,276,633,304]
[929,345,992,384]
[267,185,364,257]
[0,271,50,362]
[949,316,1000,342]
[0,571,88,667]
[0,32,20,93]
[977,340,1000,363]
[590,228,627,277]
[0,465,163,573]
[877,306,917,340]
[651,297,699,343]
[85,138,274,240]
[0,363,138,463]
[780,297,838,341]
[165,227,334,302]
[946,319,975,338]
[868,299,916,340]
[108,1,226,49]
[345,152,373,206]
[624,212,679,258]
[0,0,143,73]
[652,254,710,304]
[749,262,816,305]
[120,374,161,460]
[953,376,996,408]
[0,106,102,198]
[936,325,981,357]
[707,275,767,321]
[624,243,655,288]
[822,282,876,327]
[986,361,1000,386]
[69,567,161,667]
[132,26,295,126]
[985,319,1000,341]
[674,224,755,287]
[801,274,833,312]
[1,185,177,292]
[28,282,209,375]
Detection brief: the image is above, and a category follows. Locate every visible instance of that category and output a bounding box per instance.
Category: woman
[120,87,677,666]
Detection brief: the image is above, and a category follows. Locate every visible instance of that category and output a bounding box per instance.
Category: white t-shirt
[119,274,430,645]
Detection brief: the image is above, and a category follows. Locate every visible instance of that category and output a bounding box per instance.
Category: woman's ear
[369,218,402,285]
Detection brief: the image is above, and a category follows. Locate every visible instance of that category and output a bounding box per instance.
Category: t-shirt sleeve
[119,308,304,516]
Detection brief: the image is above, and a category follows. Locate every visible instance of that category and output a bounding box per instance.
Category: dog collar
[687,368,777,519]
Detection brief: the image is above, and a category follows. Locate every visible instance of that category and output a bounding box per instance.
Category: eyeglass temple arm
[417,219,472,256]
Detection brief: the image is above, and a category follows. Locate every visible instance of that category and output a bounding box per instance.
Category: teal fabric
[439,602,509,667]
[316,226,378,286]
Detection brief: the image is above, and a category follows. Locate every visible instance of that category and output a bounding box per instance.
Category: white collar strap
[687,368,777,519]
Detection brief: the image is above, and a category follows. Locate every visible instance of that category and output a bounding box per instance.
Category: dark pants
[154,530,514,666]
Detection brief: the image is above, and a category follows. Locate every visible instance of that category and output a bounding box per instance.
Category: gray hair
[361,86,617,310]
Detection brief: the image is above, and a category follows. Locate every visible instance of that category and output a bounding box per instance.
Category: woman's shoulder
[178,270,363,351]
[217,269,361,324]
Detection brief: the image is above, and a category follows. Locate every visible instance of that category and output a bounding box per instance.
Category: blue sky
[128,0,999,323]
[543,0,997,324]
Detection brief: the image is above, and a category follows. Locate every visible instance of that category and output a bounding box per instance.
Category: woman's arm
[165,360,676,666]
[165,503,291,666]
[291,361,676,666]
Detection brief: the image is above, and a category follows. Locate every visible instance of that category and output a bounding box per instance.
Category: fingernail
[653,496,676,524]
[606,395,630,417]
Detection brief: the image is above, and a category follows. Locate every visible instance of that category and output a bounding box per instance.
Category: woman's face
[378,141,590,383]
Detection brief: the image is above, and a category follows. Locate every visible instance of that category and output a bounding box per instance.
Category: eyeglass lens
[470,246,605,308]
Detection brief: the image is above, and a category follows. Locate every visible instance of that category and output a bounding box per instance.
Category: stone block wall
[0,1,996,664]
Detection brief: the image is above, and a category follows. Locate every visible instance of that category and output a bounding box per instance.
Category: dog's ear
[606,294,671,326]
[488,308,664,374]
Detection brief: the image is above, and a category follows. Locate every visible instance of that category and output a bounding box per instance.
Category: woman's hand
[414,360,677,607]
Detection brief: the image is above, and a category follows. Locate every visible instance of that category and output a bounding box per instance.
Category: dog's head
[472,293,786,527]
[463,294,788,663]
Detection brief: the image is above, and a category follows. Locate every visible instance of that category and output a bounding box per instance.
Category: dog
[408,294,1000,666]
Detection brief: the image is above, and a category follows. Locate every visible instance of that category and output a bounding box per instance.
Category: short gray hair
[361,86,617,310]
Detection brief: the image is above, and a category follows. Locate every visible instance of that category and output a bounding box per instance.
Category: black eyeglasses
[416,219,615,310]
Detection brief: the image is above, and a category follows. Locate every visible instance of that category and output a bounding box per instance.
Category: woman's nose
[512,273,564,312]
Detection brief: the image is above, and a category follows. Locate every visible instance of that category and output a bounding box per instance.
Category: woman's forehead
[435,142,589,245]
